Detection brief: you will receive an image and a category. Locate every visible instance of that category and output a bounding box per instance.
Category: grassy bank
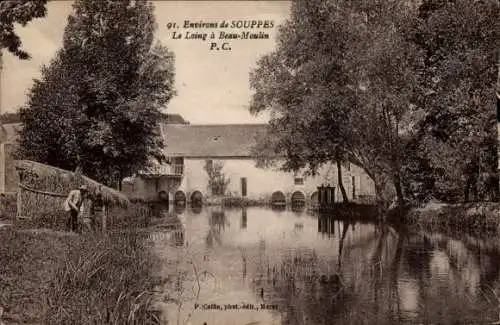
[0,228,163,325]
[404,202,500,234]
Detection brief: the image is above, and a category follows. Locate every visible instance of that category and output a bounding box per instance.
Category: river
[151,205,500,325]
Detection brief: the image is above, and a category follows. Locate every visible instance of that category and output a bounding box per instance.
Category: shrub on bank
[0,229,162,325]
[221,196,270,207]
[405,202,500,233]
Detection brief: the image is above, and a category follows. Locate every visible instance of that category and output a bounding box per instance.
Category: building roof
[161,124,269,158]
[165,114,189,124]
[0,118,270,158]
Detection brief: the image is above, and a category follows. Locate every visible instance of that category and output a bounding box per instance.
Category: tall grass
[13,201,153,231]
[0,229,163,325]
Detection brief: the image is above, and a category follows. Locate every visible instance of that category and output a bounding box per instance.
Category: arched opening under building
[271,191,286,206]
[291,191,306,205]
[191,190,203,206]
[174,190,186,206]
[157,190,169,212]
[158,190,169,201]
[291,191,306,213]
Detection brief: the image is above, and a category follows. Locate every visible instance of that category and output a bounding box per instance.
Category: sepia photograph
[0,0,499,324]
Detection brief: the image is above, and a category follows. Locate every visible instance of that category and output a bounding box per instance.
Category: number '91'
[166,22,177,29]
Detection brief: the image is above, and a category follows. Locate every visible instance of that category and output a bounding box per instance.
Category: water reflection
[160,206,500,325]
[191,204,202,214]
[173,203,186,215]
[291,202,306,214]
[241,209,247,229]
[272,204,286,212]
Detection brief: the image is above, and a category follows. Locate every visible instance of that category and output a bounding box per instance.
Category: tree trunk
[117,171,123,191]
[374,181,386,206]
[392,172,405,209]
[336,159,349,203]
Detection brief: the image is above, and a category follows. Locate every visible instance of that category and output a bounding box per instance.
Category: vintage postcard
[0,1,499,324]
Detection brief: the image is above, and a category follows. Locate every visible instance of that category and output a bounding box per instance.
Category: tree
[17,0,175,187]
[204,160,230,196]
[0,0,49,60]
[249,0,362,203]
[345,0,423,208]
[404,0,500,202]
[250,0,499,207]
[249,0,419,206]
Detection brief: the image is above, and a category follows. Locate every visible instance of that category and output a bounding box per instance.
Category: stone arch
[310,191,319,205]
[174,190,186,205]
[271,191,286,205]
[158,190,169,202]
[291,191,306,205]
[190,190,203,205]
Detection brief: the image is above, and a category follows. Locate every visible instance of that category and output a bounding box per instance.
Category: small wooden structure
[317,184,335,210]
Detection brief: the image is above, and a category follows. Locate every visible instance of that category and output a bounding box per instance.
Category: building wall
[127,157,376,204]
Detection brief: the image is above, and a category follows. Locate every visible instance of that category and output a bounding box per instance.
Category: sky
[0,1,291,124]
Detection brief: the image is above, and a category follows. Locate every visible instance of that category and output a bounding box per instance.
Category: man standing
[89,186,104,232]
[64,185,88,232]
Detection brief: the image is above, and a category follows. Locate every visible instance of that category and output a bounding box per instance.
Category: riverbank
[404,201,500,235]
[0,228,163,325]
[205,196,270,207]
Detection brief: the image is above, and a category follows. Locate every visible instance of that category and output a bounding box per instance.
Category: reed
[108,201,153,229]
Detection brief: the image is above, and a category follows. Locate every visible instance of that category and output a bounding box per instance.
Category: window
[172,157,184,175]
[342,161,351,171]
[294,177,304,185]
[205,159,213,173]
[241,177,247,197]
[173,157,184,165]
